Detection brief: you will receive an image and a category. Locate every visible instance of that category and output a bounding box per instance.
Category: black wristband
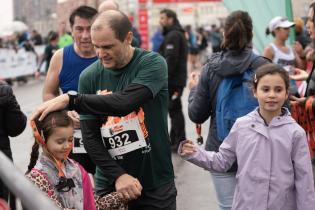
[67,91,78,111]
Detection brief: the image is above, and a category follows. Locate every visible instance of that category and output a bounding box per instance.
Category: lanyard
[195,124,203,145]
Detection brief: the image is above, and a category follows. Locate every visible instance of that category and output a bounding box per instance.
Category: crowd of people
[1,0,315,210]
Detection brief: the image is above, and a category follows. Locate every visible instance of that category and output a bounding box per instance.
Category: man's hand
[289,68,309,81]
[290,95,307,105]
[34,71,41,80]
[188,71,200,90]
[115,174,142,201]
[31,94,69,121]
[67,110,80,129]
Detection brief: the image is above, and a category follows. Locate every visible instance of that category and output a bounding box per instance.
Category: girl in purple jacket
[180,63,315,210]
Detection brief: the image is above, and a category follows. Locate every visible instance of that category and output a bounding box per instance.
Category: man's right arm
[80,119,126,180]
[81,118,142,200]
[42,49,63,101]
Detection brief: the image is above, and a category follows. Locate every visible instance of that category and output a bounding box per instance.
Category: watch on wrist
[67,90,78,111]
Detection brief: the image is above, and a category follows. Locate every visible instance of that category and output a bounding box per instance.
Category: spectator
[31,30,43,45]
[0,80,27,210]
[58,21,73,48]
[159,9,188,151]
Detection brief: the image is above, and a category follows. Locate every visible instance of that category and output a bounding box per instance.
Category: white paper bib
[100,116,147,158]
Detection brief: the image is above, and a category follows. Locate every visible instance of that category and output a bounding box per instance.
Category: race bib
[100,116,147,158]
[72,129,87,154]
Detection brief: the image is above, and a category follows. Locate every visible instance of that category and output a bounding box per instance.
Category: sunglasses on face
[55,177,75,192]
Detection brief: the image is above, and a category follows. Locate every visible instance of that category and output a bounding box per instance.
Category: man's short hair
[110,11,132,42]
[94,11,132,42]
[69,6,98,28]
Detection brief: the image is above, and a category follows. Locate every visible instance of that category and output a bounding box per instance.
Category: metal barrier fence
[0,151,59,210]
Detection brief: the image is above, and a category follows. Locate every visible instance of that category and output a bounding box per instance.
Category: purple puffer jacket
[180,108,315,210]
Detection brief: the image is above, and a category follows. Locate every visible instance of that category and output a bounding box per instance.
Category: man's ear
[125,31,133,45]
[70,27,74,37]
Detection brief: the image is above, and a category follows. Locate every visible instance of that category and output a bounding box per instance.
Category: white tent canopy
[0,20,28,37]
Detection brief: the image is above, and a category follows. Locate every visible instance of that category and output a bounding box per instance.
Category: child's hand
[180,140,197,156]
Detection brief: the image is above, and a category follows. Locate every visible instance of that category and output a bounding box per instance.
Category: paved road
[9,78,218,210]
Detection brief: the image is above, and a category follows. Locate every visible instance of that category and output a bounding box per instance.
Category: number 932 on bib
[100,116,147,158]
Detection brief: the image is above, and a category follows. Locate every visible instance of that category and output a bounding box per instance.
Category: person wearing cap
[264,16,305,96]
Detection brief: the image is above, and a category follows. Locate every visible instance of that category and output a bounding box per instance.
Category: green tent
[223,0,294,54]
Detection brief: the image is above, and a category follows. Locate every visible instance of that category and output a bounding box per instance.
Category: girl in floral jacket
[26,110,126,210]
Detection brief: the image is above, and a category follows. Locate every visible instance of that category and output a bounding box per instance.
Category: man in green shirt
[32,10,176,210]
[58,21,74,48]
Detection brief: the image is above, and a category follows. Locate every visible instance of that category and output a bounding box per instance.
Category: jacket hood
[213,48,259,77]
[162,24,185,36]
[248,107,295,127]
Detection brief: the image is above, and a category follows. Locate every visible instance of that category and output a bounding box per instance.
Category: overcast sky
[0,0,13,28]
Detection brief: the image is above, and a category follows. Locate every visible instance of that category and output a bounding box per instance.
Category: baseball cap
[268,16,295,32]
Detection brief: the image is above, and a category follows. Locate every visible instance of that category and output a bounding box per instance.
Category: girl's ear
[285,89,289,100]
[252,89,257,98]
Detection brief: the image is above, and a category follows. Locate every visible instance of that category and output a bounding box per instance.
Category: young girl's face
[253,73,288,116]
[45,126,74,161]
[275,27,290,40]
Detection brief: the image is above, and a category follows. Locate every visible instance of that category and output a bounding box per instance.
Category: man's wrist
[115,171,127,182]
[67,91,78,111]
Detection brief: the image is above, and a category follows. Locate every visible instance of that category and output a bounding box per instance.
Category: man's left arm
[32,53,167,121]
[76,83,152,116]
